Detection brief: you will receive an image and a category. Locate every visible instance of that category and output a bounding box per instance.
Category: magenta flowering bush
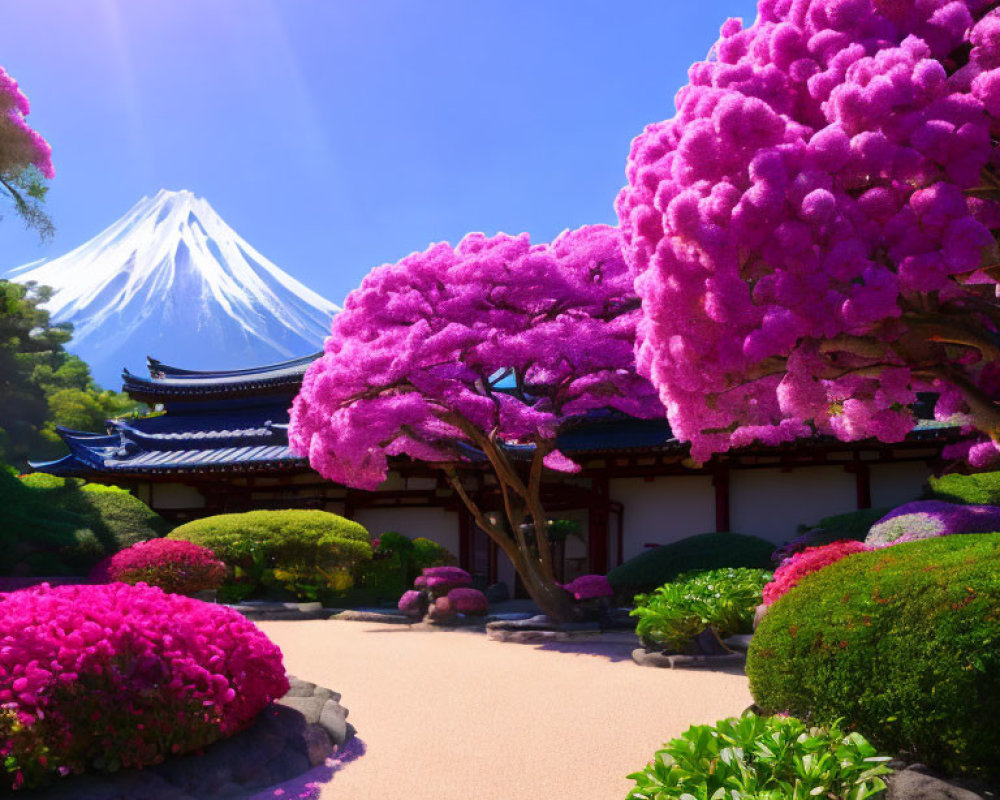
[421,566,473,595]
[105,538,226,596]
[762,541,869,606]
[617,0,1000,464]
[865,500,1000,547]
[0,583,289,790]
[0,67,54,179]
[398,589,425,617]
[562,574,613,601]
[446,587,489,615]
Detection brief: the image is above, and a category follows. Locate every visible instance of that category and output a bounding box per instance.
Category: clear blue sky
[0,0,757,306]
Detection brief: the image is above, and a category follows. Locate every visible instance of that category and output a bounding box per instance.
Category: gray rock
[329,609,412,624]
[723,634,754,652]
[487,628,572,643]
[632,647,745,670]
[319,699,350,746]
[887,766,988,800]
[284,677,319,696]
[276,694,326,723]
[484,582,510,603]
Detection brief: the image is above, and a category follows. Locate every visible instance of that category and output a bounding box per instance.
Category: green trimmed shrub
[772,507,890,563]
[608,532,774,597]
[0,470,168,575]
[169,509,372,602]
[411,536,457,574]
[927,471,1000,506]
[748,534,1000,777]
[625,713,892,800]
[631,568,771,653]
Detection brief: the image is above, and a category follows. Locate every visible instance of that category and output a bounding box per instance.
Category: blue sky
[0,0,757,306]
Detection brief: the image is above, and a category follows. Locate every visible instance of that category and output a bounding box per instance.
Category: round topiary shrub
[169,509,372,601]
[865,500,1000,547]
[416,566,472,597]
[105,539,226,596]
[748,534,1000,778]
[410,537,457,574]
[607,532,774,597]
[771,507,889,563]
[0,583,289,790]
[561,574,613,601]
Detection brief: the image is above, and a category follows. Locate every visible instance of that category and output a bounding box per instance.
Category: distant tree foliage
[0,280,140,467]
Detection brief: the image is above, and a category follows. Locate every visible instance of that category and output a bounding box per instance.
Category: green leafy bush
[353,532,456,604]
[927,471,1000,506]
[631,568,771,653]
[625,713,892,800]
[169,509,372,602]
[608,532,774,597]
[748,534,1000,777]
[0,469,169,575]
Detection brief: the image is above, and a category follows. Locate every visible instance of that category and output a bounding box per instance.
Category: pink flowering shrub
[397,589,425,618]
[617,0,1000,464]
[106,539,226,596]
[866,500,1000,547]
[426,596,456,623]
[762,541,869,606]
[0,583,289,790]
[421,566,473,595]
[562,574,613,601]
[446,587,489,615]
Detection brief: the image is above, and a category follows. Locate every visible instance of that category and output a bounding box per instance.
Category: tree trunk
[508,548,579,623]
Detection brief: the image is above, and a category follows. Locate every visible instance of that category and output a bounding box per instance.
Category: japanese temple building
[33,353,958,592]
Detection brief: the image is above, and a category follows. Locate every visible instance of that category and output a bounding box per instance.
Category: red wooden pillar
[588,473,610,574]
[713,466,731,532]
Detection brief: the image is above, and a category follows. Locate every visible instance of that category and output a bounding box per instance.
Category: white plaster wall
[351,507,460,557]
[730,466,856,543]
[150,483,206,510]
[869,461,932,509]
[610,476,716,562]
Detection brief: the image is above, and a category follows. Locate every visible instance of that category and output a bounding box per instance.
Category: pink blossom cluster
[446,587,489,614]
[399,567,488,621]
[289,224,662,490]
[617,0,1000,462]
[414,565,473,593]
[105,538,226,596]
[866,499,1000,546]
[561,574,614,601]
[0,66,54,179]
[762,540,869,605]
[0,583,288,788]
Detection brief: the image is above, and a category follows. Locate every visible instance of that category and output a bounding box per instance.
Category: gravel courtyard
[258,620,753,800]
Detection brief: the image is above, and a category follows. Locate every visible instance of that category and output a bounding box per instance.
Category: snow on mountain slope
[8,189,340,389]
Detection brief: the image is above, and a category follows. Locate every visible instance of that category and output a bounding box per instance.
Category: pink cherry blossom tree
[0,66,54,238]
[617,0,1000,466]
[289,224,661,622]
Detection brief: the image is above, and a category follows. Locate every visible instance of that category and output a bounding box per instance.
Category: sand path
[258,620,752,800]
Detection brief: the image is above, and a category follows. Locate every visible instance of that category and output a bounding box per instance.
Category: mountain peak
[8,192,339,388]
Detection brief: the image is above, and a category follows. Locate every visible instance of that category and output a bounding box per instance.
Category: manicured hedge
[927,471,1000,506]
[169,509,372,601]
[607,532,774,597]
[0,470,169,576]
[748,534,1000,777]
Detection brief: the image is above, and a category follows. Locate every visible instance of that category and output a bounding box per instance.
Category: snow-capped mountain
[7,189,339,389]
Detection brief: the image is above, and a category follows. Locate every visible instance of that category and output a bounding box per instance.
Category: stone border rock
[886,764,997,799]
[631,647,746,669]
[486,614,602,643]
[231,601,333,621]
[329,609,414,624]
[30,676,354,800]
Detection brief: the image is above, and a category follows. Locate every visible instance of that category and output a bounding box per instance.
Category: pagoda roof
[123,352,321,404]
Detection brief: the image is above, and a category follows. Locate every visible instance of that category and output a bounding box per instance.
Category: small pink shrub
[0,583,289,790]
[762,541,869,606]
[106,539,226,596]
[421,566,472,594]
[447,587,488,615]
[562,574,613,601]
[426,596,456,623]
[398,589,424,617]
